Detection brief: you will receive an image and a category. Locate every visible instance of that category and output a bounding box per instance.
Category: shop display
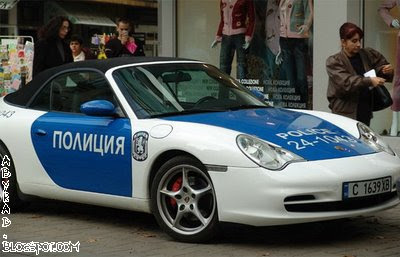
[91,33,113,59]
[0,36,34,96]
[241,0,314,110]
[212,0,255,80]
[379,0,400,136]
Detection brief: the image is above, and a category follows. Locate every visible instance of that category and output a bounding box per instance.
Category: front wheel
[151,156,219,242]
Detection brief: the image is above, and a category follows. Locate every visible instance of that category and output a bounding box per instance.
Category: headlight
[236,134,304,170]
[357,122,395,156]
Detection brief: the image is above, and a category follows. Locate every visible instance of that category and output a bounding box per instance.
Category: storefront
[2,0,400,141]
[4,0,158,56]
[158,0,400,139]
[364,0,399,136]
[0,0,158,95]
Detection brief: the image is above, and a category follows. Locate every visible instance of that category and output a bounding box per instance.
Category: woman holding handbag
[326,22,394,126]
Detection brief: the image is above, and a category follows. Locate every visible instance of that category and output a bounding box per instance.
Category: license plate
[343,176,392,199]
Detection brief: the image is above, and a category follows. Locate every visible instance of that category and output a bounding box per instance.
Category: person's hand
[119,31,129,45]
[275,50,283,65]
[120,35,128,45]
[297,25,309,35]
[211,40,219,48]
[370,77,386,87]
[382,64,394,75]
[392,19,400,29]
[242,40,250,50]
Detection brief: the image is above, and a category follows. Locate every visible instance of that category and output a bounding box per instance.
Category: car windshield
[112,63,269,118]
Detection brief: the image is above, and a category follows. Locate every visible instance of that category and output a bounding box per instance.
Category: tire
[0,143,25,212]
[151,155,219,243]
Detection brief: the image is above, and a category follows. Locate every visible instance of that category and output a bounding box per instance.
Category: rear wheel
[0,143,25,212]
[151,156,219,242]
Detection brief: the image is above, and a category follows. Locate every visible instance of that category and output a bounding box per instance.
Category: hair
[37,16,72,41]
[339,22,364,40]
[70,34,83,45]
[116,17,132,28]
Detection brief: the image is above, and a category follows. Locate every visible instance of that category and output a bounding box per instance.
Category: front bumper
[209,152,400,226]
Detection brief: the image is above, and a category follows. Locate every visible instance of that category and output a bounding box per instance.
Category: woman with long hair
[33,16,73,77]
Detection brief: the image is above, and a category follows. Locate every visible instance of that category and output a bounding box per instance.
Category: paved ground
[1,199,400,257]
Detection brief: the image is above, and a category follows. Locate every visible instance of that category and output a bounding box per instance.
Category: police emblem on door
[133,131,149,161]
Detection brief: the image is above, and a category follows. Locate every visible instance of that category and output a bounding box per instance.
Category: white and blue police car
[0,57,399,242]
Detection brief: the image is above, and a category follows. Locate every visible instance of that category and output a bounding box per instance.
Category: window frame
[27,68,127,117]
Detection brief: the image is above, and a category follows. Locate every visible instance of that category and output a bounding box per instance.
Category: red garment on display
[216,0,255,42]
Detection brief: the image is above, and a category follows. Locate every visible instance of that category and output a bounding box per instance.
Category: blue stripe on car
[31,112,132,197]
[161,108,375,161]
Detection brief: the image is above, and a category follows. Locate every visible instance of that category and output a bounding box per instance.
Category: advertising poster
[240,0,314,109]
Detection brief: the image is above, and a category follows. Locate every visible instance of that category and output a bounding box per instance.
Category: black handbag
[361,49,393,112]
[372,85,393,112]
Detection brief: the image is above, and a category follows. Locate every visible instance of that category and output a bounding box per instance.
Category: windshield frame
[107,61,270,119]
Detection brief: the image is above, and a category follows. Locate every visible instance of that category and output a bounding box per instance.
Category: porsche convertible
[1,57,399,242]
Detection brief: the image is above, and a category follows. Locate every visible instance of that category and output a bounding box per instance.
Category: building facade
[1,0,400,142]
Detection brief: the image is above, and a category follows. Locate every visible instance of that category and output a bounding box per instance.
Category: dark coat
[82,47,96,60]
[105,37,145,58]
[33,38,73,77]
[326,47,393,120]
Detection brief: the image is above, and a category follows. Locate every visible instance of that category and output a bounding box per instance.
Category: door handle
[35,129,47,136]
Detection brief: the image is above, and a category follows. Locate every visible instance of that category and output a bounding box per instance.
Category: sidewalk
[1,199,400,257]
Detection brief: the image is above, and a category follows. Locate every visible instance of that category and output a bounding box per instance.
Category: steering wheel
[193,96,217,108]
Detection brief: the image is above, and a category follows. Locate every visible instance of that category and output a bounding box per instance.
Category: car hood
[160,108,375,161]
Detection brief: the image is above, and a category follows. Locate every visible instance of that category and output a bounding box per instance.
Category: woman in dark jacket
[326,22,394,125]
[33,16,73,77]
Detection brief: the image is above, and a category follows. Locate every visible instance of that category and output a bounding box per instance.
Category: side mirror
[250,89,266,101]
[80,100,116,116]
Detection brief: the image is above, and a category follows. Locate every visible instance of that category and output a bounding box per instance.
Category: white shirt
[73,51,85,62]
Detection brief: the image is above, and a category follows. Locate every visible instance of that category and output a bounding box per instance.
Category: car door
[29,70,132,197]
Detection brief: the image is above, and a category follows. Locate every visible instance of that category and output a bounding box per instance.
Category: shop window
[365,1,399,136]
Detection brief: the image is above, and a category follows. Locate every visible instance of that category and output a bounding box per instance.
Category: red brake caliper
[169,177,182,207]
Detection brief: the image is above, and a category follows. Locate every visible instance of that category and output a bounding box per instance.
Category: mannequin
[276,0,313,107]
[379,0,400,136]
[211,0,255,79]
[264,0,281,79]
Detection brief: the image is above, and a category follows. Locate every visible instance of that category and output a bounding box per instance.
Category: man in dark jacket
[105,18,145,58]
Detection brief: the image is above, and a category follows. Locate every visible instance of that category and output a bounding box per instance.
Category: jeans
[279,37,308,103]
[220,34,246,79]
[263,46,284,80]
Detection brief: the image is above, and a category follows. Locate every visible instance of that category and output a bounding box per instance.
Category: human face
[59,21,70,39]
[341,33,362,57]
[117,22,130,37]
[69,41,82,56]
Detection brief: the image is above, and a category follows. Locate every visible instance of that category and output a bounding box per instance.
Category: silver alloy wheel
[156,164,216,235]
